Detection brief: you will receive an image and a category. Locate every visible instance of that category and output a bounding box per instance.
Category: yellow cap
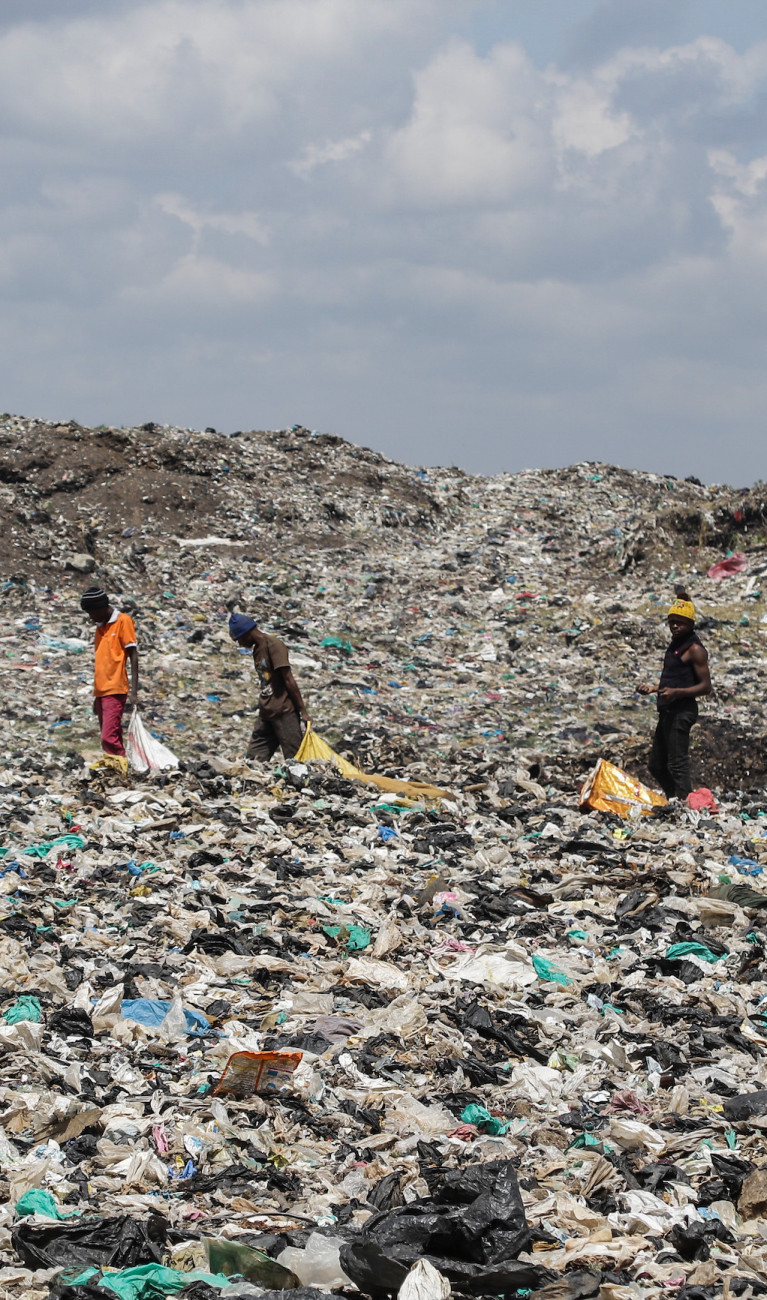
[668,598,695,621]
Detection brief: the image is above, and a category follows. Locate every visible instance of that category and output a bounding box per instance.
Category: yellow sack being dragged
[579,757,667,818]
[295,723,451,802]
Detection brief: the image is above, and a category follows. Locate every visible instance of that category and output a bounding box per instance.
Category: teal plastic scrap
[15,1188,79,1219]
[39,634,87,654]
[665,941,723,964]
[532,955,571,986]
[321,634,354,653]
[460,1103,510,1135]
[24,833,86,859]
[322,924,371,951]
[63,1265,232,1300]
[3,995,43,1025]
[567,1132,614,1154]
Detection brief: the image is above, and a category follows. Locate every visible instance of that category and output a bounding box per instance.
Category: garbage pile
[1,413,767,1300]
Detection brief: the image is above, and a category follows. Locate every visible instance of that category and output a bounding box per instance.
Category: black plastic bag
[710,1152,754,1196]
[49,1282,119,1300]
[698,1153,754,1204]
[635,1163,691,1193]
[65,1134,100,1165]
[368,1170,404,1210]
[341,1237,549,1298]
[12,1212,167,1271]
[723,1090,767,1122]
[48,1007,94,1038]
[340,1159,551,1296]
[669,1219,734,1263]
[173,1163,263,1197]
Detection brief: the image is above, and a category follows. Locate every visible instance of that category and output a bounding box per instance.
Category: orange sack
[579,758,667,819]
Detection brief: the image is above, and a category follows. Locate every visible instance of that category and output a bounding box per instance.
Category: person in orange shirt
[80,587,139,757]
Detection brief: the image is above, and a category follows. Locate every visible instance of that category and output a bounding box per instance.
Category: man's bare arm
[126,646,139,707]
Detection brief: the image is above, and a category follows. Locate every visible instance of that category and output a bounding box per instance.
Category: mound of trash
[1,413,767,1300]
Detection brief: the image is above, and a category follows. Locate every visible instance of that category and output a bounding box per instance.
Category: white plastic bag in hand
[126,709,179,773]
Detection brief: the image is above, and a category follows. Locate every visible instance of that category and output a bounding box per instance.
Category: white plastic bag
[276,1234,351,1289]
[399,1260,451,1300]
[126,710,179,773]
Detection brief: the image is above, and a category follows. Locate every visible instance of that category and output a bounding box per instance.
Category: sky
[1,0,766,483]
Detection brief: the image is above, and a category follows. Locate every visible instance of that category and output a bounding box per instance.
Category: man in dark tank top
[637,595,711,800]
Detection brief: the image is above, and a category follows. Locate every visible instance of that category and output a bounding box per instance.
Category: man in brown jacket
[229,613,310,761]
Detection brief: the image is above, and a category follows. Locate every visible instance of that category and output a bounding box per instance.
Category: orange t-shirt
[93,611,137,697]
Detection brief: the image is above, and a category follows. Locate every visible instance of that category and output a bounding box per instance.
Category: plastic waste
[3,413,767,1300]
[125,709,179,773]
[579,758,666,817]
[723,1089,767,1122]
[3,995,43,1024]
[276,1233,351,1289]
[398,1260,451,1300]
[687,786,720,811]
[295,723,451,801]
[321,923,371,950]
[459,1103,510,1134]
[213,1049,303,1097]
[15,1188,78,1219]
[665,941,723,964]
[320,635,354,653]
[204,1237,300,1288]
[23,833,86,858]
[12,1213,167,1270]
[340,1160,550,1296]
[532,955,571,986]
[121,998,210,1035]
[55,1264,231,1300]
[707,552,748,580]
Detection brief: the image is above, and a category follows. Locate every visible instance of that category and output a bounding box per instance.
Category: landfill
[2,412,767,1300]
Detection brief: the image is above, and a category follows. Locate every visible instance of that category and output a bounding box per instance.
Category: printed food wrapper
[213,1050,303,1098]
[579,757,666,818]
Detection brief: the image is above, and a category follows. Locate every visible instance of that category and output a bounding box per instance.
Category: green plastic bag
[460,1103,510,1135]
[3,995,43,1025]
[15,1188,78,1219]
[63,1264,232,1300]
[24,833,85,859]
[532,955,571,986]
[665,941,722,964]
[567,1131,614,1154]
[322,923,371,951]
[321,634,354,653]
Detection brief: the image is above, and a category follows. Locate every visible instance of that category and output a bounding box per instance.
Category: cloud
[289,130,372,179]
[0,1,766,482]
[156,193,270,246]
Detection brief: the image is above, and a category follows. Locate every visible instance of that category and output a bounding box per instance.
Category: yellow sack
[295,724,451,802]
[89,754,129,778]
[579,758,666,818]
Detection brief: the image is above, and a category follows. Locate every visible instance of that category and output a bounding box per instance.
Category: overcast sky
[2,0,766,483]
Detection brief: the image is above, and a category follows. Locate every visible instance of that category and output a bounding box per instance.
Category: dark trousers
[247,709,303,762]
[649,707,698,798]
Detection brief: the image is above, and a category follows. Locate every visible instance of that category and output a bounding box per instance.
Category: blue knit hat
[228,612,257,641]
